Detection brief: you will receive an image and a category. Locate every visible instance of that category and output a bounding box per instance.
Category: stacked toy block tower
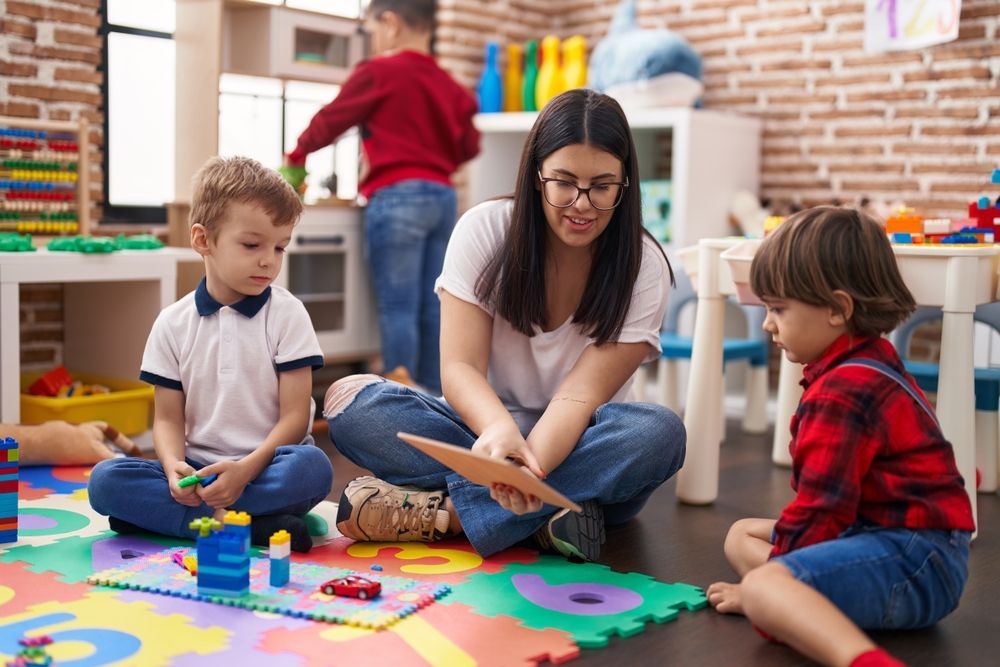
[191,511,251,597]
[0,437,18,544]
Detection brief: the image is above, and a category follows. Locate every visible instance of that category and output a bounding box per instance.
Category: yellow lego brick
[223,510,252,526]
[270,529,291,546]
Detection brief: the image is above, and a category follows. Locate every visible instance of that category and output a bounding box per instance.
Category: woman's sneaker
[336,476,450,542]
[533,499,605,562]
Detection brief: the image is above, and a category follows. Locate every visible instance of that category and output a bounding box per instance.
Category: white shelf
[466,106,762,250]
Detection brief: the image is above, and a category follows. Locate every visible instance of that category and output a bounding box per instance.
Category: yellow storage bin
[20,372,154,436]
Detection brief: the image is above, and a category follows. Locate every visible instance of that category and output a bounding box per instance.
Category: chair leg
[976,409,998,493]
[658,358,681,413]
[742,364,769,434]
[633,364,648,402]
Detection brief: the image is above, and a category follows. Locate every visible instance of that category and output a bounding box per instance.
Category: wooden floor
[317,422,999,667]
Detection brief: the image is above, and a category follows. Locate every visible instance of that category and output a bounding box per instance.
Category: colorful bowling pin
[522,40,538,112]
[477,41,502,113]
[535,35,563,108]
[503,43,523,112]
[562,35,587,90]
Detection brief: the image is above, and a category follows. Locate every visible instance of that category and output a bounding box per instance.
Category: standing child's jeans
[364,179,457,394]
[773,522,971,629]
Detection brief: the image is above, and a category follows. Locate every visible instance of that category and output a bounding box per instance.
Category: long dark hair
[474,89,673,345]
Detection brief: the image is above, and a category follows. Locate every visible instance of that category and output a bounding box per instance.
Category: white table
[675,237,1000,531]
[0,248,194,423]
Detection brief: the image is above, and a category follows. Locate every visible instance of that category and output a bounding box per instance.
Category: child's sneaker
[533,499,605,561]
[336,476,450,542]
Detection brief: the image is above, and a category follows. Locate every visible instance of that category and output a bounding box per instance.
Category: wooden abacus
[0,115,91,236]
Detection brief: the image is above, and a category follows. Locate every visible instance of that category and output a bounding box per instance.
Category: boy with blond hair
[89,156,332,553]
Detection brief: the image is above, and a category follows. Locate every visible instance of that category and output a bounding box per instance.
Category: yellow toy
[561,36,588,90]
[535,35,564,108]
[503,43,523,112]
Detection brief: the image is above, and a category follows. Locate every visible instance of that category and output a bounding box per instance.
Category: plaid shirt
[771,334,975,558]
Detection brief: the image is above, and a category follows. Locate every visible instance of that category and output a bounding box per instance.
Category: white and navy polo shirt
[140,280,324,464]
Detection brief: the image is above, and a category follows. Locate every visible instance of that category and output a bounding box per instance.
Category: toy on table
[397,431,582,512]
[114,233,163,250]
[278,165,308,198]
[178,472,218,488]
[477,42,502,113]
[561,35,588,90]
[1,437,18,545]
[270,529,290,587]
[522,40,539,111]
[319,574,381,600]
[46,235,117,253]
[0,232,35,252]
[535,35,564,108]
[6,635,53,667]
[503,43,523,112]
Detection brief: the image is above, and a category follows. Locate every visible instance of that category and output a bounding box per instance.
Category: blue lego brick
[270,556,290,587]
[0,473,18,483]
[0,529,17,544]
[0,437,17,450]
[197,585,248,598]
[992,168,1000,184]
[891,232,913,243]
[979,196,992,209]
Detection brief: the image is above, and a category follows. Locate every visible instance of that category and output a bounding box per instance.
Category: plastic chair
[891,304,1000,493]
[635,268,769,435]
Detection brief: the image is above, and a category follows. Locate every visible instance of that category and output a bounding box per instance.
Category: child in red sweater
[707,207,974,667]
[286,0,479,394]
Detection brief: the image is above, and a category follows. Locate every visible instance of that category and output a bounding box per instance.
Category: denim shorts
[772,523,970,630]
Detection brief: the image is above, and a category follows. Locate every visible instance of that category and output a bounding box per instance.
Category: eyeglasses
[536,170,628,211]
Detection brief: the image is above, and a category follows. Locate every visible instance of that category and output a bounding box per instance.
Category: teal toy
[47,236,118,253]
[522,40,539,112]
[0,232,36,252]
[115,233,164,250]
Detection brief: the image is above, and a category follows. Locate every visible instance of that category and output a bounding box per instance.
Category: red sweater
[287,50,480,198]
[771,335,975,559]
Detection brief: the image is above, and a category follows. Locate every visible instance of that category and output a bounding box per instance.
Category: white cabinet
[223,4,362,84]
[466,108,762,249]
[274,205,379,361]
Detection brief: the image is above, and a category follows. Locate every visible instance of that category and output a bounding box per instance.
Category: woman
[324,89,686,560]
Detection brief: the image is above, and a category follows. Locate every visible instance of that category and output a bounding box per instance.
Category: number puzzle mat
[87,547,450,629]
[0,465,708,666]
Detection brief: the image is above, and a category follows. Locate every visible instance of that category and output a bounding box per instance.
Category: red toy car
[319,575,381,599]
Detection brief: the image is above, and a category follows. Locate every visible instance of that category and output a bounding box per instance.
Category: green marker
[178,473,218,488]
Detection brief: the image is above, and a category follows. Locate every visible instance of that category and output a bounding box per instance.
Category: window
[101,0,176,222]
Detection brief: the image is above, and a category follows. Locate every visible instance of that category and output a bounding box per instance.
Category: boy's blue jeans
[327,380,686,557]
[87,444,333,540]
[774,522,971,629]
[365,180,457,394]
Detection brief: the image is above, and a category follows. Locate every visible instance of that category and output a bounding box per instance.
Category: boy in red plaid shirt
[707,207,974,667]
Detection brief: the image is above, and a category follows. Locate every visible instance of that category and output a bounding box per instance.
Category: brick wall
[1,0,103,369]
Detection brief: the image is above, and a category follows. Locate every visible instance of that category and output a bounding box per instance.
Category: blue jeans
[365,180,457,394]
[87,445,333,540]
[326,380,686,556]
[774,523,971,629]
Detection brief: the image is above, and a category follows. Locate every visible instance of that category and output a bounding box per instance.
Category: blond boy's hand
[195,459,252,510]
[167,460,201,506]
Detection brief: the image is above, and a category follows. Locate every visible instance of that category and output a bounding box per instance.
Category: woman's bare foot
[707,581,746,615]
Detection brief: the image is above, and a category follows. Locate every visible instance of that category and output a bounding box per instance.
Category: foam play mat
[0,465,707,665]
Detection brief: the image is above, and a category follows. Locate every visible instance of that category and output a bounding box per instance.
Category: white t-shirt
[140,282,324,464]
[434,198,670,432]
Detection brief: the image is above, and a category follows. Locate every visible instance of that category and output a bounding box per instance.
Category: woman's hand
[195,459,253,510]
[167,460,201,506]
[472,423,546,515]
[471,423,545,478]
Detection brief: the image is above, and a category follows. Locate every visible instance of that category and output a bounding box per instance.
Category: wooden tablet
[397,432,582,513]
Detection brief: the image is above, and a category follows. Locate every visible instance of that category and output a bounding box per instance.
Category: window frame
[99,0,174,224]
